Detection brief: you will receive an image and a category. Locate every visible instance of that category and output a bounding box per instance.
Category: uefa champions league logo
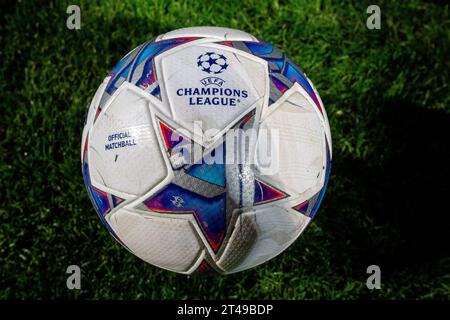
[197,52,228,74]
[176,51,248,105]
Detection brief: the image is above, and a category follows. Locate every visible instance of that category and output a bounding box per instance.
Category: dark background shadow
[327,103,449,269]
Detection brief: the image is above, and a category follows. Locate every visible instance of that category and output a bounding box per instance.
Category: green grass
[0,0,449,299]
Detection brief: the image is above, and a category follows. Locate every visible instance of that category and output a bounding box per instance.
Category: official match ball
[81,27,332,274]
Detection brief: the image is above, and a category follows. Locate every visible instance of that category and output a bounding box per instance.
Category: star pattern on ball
[197,52,229,74]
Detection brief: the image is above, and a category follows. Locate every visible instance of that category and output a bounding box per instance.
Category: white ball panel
[225,207,310,274]
[108,209,203,273]
[89,86,167,195]
[256,88,325,196]
[155,26,258,42]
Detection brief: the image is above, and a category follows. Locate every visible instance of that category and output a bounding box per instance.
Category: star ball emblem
[197,52,229,74]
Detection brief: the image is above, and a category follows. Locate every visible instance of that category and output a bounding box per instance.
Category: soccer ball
[81,27,332,274]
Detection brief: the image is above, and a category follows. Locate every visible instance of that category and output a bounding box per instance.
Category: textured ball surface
[81,27,332,274]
